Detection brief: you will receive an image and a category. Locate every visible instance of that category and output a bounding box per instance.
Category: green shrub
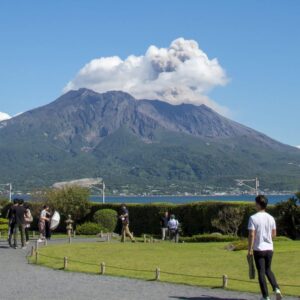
[275,195,300,239]
[180,233,239,243]
[227,239,248,251]
[0,217,8,232]
[93,209,118,232]
[273,236,292,242]
[76,222,102,235]
[211,206,245,236]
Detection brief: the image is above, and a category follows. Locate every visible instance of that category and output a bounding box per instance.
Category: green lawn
[31,241,300,296]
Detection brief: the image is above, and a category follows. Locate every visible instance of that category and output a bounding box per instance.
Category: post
[35,251,39,264]
[9,183,12,202]
[106,233,110,242]
[64,257,68,270]
[44,239,47,246]
[155,267,160,281]
[68,236,72,244]
[0,232,1,239]
[102,181,105,204]
[222,275,228,288]
[100,231,103,238]
[150,236,153,243]
[101,262,106,275]
[31,245,35,257]
[32,231,35,238]
[73,230,76,238]
[35,239,39,251]
[143,234,146,243]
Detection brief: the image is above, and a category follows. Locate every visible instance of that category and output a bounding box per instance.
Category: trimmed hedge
[180,233,239,243]
[93,209,118,232]
[0,200,280,237]
[0,217,8,233]
[76,222,102,235]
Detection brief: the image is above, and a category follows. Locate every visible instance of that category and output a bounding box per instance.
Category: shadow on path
[170,296,248,300]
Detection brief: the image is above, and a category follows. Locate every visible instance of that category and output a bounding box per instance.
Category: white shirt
[248,211,276,251]
[40,209,47,220]
[168,219,179,230]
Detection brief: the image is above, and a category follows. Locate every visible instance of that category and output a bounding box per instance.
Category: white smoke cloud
[64,38,229,114]
[0,112,11,122]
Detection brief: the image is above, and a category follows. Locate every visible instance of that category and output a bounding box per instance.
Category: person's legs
[265,251,280,292]
[25,227,29,242]
[39,221,45,240]
[13,224,19,248]
[8,223,14,246]
[20,225,25,247]
[254,251,269,299]
[125,225,134,241]
[121,225,126,242]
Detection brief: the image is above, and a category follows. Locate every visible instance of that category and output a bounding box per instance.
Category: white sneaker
[37,239,43,243]
[260,297,270,300]
[275,288,282,300]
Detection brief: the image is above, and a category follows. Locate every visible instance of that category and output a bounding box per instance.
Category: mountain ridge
[0,89,299,192]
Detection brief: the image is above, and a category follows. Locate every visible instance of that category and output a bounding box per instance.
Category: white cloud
[0,112,11,122]
[64,38,229,114]
[296,146,300,149]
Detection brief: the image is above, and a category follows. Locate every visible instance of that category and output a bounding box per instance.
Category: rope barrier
[34,252,300,289]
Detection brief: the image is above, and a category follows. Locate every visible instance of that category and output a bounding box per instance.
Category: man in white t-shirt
[248,195,282,300]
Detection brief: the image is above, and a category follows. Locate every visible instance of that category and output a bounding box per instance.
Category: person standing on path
[24,203,33,245]
[12,199,26,249]
[119,204,135,243]
[7,198,18,247]
[248,195,282,300]
[38,205,50,242]
[160,211,169,240]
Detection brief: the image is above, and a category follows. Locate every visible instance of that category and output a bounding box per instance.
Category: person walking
[160,211,169,240]
[248,195,282,300]
[168,214,179,243]
[119,204,135,243]
[7,199,18,247]
[24,203,33,245]
[12,199,26,249]
[38,205,50,242]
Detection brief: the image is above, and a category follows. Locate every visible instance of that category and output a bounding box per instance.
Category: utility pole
[8,183,12,202]
[102,181,105,204]
[235,178,260,195]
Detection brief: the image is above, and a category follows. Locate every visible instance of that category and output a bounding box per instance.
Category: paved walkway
[0,238,298,300]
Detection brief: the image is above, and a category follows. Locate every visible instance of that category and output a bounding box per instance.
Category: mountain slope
[0,89,299,192]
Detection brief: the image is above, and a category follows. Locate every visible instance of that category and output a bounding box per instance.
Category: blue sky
[0,1,299,146]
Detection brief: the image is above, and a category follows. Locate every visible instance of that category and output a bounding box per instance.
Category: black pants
[254,250,279,298]
[25,227,30,242]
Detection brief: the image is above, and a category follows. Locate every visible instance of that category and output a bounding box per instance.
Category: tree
[46,186,90,223]
[275,194,300,240]
[211,206,245,236]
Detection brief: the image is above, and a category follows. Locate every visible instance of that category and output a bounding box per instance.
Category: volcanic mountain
[0,88,299,192]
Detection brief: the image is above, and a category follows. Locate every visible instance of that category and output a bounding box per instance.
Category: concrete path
[0,238,298,300]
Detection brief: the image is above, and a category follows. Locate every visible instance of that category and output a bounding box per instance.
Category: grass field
[31,240,300,296]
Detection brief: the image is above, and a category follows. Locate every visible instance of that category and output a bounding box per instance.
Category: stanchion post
[155,267,160,280]
[31,245,35,257]
[101,262,106,275]
[35,240,39,251]
[143,234,146,243]
[73,230,76,238]
[64,257,68,270]
[35,251,39,264]
[68,236,72,244]
[44,239,47,246]
[222,274,228,288]
[32,231,35,238]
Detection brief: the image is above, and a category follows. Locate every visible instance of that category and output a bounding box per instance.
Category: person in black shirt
[160,211,169,240]
[7,199,18,247]
[119,204,135,242]
[12,198,26,249]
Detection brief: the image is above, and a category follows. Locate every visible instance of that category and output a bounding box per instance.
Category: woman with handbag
[24,203,33,245]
